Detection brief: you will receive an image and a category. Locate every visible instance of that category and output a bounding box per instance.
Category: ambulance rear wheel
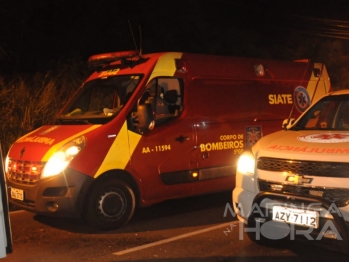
[83,179,135,230]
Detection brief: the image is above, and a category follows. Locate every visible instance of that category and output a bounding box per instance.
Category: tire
[83,179,136,230]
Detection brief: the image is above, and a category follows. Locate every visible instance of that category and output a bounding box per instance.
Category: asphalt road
[2,191,349,262]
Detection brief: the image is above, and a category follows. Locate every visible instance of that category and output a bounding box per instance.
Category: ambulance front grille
[6,158,44,185]
[258,179,349,207]
[257,157,349,177]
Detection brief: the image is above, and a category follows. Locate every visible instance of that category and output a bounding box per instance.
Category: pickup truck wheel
[83,179,135,230]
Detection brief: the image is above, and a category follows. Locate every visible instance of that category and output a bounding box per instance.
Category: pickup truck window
[293,95,349,130]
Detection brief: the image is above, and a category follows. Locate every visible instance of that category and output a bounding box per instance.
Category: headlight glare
[42,135,86,178]
[66,145,80,156]
[236,152,255,174]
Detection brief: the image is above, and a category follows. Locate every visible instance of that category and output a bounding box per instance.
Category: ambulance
[233,90,349,252]
[5,50,331,230]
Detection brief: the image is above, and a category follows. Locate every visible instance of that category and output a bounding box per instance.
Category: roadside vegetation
[0,60,90,155]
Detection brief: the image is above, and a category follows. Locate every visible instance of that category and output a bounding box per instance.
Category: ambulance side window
[337,102,349,129]
[133,77,183,130]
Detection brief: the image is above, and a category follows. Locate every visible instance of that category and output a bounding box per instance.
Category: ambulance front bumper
[7,167,94,218]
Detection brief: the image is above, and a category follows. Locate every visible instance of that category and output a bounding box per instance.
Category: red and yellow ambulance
[5,50,331,230]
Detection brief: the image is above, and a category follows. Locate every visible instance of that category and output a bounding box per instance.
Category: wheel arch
[82,169,140,230]
[90,169,141,207]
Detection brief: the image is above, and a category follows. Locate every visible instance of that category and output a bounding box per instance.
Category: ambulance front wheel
[83,179,136,230]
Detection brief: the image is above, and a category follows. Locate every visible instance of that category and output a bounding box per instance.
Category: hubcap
[98,190,125,219]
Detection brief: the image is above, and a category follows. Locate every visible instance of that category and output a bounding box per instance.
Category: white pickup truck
[233,89,349,253]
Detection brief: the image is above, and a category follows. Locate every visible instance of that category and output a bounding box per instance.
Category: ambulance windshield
[58,75,141,124]
[292,94,349,131]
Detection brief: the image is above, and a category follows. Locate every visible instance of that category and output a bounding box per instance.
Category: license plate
[272,206,319,228]
[11,187,24,201]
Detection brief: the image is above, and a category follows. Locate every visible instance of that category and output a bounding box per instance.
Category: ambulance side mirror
[132,104,155,131]
[282,118,295,130]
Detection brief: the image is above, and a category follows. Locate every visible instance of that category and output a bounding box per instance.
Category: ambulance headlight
[236,151,255,175]
[42,135,86,178]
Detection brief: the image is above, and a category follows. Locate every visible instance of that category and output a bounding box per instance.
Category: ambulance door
[128,78,197,203]
[192,79,260,193]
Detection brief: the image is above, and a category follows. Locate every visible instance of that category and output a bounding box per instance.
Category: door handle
[175,135,189,143]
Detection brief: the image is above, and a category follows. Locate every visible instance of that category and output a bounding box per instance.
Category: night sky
[2,0,349,77]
